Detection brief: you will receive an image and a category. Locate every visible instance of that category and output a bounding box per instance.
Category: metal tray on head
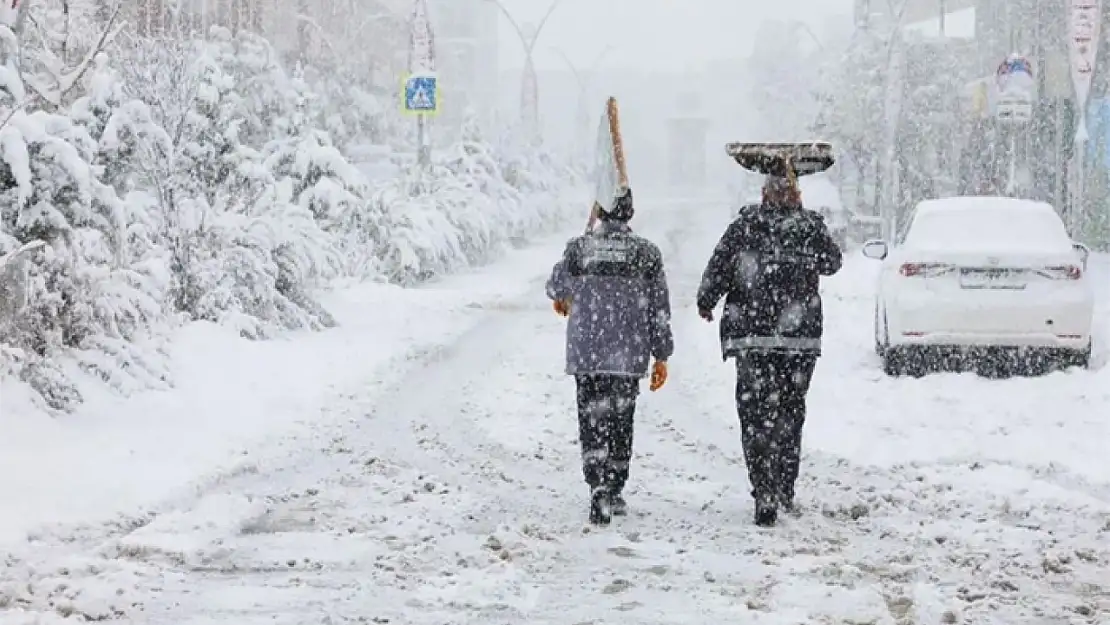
[725,141,834,177]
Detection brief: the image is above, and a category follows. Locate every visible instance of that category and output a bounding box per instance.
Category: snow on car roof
[905,196,1072,253]
[914,196,1055,215]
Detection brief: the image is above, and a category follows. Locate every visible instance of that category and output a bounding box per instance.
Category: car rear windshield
[904,207,1070,252]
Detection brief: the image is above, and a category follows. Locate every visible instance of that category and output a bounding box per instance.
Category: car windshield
[904,204,1070,253]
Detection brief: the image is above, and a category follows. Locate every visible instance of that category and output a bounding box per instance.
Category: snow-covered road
[3,199,1108,624]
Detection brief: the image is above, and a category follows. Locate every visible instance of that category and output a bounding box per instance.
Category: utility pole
[877,0,911,241]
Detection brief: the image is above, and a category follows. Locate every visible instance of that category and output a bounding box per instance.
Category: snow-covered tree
[70,62,172,194]
[811,28,892,212]
[0,5,585,411]
[0,5,167,410]
[164,46,339,338]
[263,85,369,232]
[204,28,290,147]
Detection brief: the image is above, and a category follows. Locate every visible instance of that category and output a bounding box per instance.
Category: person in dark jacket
[695,172,842,527]
[546,188,674,525]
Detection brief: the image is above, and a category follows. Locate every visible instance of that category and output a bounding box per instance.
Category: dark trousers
[575,374,639,494]
[733,351,817,506]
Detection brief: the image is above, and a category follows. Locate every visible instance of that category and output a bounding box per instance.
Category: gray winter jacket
[546,221,674,377]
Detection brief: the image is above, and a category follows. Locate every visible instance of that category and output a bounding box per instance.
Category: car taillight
[899,263,952,277]
[1041,265,1082,280]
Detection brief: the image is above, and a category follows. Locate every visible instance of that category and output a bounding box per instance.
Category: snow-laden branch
[21,1,124,108]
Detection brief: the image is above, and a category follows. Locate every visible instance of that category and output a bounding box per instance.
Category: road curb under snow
[0,225,580,551]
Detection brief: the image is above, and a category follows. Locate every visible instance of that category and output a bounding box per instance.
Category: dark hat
[600,186,634,221]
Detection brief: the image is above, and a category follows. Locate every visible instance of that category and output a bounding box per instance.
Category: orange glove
[553,299,570,316]
[649,360,668,391]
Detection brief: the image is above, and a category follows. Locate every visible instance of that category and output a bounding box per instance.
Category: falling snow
[1,1,1108,624]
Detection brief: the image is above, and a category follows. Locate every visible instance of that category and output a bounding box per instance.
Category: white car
[861,196,1094,375]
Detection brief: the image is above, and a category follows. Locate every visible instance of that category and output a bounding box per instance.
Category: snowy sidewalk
[0,227,579,549]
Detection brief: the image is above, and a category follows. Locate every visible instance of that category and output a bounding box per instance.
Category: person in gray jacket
[546,188,674,525]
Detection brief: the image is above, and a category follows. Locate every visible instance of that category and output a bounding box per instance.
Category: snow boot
[589,487,612,525]
[754,500,777,527]
[610,493,628,516]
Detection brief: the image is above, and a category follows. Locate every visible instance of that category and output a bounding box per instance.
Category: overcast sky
[495,0,855,71]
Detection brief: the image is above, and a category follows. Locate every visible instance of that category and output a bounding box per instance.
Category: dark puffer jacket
[696,202,843,359]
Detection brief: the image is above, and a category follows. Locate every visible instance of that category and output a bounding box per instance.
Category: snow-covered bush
[263,93,371,234]
[0,17,583,411]
[166,45,341,338]
[371,114,582,285]
[0,102,165,410]
[203,28,290,147]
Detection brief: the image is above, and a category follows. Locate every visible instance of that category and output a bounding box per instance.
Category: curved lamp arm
[483,0,569,54]
[550,48,584,89]
[525,0,566,53]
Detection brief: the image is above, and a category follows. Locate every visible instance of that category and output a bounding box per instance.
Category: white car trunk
[888,249,1090,342]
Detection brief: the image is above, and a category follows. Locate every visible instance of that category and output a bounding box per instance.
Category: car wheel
[1064,342,1092,369]
[881,348,901,376]
[883,346,928,378]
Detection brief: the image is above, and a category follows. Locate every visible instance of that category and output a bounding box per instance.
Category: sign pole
[406,0,437,168]
[1067,0,1101,219]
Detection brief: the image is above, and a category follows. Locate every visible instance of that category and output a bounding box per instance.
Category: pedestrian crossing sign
[404,73,438,115]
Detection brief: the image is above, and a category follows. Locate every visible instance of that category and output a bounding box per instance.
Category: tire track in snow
[376,202,1110,624]
[175,212,1107,624]
[0,201,701,623]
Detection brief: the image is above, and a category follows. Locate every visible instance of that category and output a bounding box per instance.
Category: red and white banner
[1067,0,1101,141]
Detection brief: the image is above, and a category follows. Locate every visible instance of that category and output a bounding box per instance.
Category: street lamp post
[794,22,825,52]
[483,0,570,142]
[870,1,911,241]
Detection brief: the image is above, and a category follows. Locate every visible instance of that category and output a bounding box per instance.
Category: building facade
[855,0,975,28]
[426,0,499,135]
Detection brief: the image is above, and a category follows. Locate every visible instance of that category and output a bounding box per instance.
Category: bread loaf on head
[725,141,834,178]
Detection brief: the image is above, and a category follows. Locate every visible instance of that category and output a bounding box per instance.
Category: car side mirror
[861,239,888,260]
[1073,242,1090,269]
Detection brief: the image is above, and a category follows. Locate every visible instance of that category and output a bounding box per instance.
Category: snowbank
[0,230,574,548]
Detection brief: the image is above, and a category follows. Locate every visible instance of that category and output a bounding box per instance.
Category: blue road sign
[404,74,437,113]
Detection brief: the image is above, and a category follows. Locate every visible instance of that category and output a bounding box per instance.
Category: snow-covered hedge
[0,23,583,412]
